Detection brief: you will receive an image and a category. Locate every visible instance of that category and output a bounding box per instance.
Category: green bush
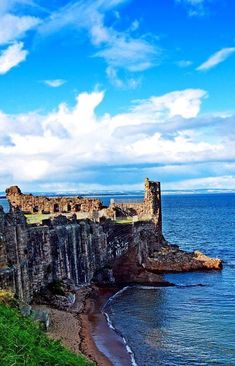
[0,303,94,366]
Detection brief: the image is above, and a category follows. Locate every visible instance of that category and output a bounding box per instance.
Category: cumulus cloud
[197,47,235,71]
[0,87,234,191]
[43,79,66,88]
[0,42,28,74]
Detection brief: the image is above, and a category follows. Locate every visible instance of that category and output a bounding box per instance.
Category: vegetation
[114,216,151,224]
[25,213,76,224]
[0,290,14,304]
[0,302,94,366]
[25,213,52,224]
[114,218,133,224]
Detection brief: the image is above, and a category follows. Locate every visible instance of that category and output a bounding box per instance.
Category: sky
[0,0,235,193]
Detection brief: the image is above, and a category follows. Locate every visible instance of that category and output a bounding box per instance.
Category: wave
[102,286,138,366]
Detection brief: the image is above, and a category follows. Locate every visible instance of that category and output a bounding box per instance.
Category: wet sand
[80,287,132,366]
[38,286,132,366]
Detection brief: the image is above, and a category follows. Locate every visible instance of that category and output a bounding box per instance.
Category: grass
[114,216,152,224]
[114,218,133,224]
[25,213,53,224]
[0,302,94,366]
[25,213,78,224]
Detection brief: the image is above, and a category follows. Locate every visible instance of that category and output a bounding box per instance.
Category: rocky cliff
[0,205,222,302]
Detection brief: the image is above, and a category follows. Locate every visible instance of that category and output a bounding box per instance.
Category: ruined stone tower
[144,178,162,227]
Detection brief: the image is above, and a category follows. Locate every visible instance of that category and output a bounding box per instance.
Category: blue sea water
[1,193,235,365]
[104,193,235,366]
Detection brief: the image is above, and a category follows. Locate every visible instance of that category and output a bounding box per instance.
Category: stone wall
[105,178,162,225]
[5,178,161,225]
[6,186,102,215]
[0,207,163,302]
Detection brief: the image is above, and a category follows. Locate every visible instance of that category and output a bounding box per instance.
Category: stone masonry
[6,178,162,224]
[6,186,102,215]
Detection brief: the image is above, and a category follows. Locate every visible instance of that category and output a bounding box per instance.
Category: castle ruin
[6,178,162,224]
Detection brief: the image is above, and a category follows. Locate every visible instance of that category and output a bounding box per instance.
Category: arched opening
[67,203,71,212]
[74,204,81,212]
[33,206,39,213]
[54,203,60,213]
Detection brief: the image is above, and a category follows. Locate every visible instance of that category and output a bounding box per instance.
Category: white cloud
[197,47,235,71]
[38,0,159,86]
[106,66,141,89]
[130,20,139,32]
[95,36,157,72]
[0,13,40,45]
[0,42,28,74]
[0,87,234,191]
[132,89,207,119]
[43,79,66,88]
[165,176,235,191]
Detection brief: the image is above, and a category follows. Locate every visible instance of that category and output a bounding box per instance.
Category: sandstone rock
[144,246,222,273]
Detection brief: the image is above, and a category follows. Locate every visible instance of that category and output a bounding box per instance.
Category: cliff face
[0,207,165,301]
[0,203,222,302]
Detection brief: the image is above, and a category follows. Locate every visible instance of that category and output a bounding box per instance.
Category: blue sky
[0,0,235,192]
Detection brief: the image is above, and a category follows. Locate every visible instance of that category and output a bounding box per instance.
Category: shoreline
[41,286,133,366]
[79,286,133,366]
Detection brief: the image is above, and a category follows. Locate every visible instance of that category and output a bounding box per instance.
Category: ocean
[104,193,235,366]
[1,193,235,365]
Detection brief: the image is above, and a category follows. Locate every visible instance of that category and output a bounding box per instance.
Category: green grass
[25,213,76,224]
[0,303,94,366]
[114,218,133,224]
[25,213,53,224]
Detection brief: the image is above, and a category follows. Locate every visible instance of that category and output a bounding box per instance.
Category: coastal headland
[0,178,222,365]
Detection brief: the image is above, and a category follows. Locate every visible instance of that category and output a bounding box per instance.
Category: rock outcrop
[144,247,222,273]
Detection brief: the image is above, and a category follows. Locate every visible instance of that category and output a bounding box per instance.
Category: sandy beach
[37,286,132,366]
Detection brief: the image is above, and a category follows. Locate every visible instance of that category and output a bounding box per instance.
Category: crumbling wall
[104,178,162,225]
[6,178,161,224]
[6,186,102,215]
